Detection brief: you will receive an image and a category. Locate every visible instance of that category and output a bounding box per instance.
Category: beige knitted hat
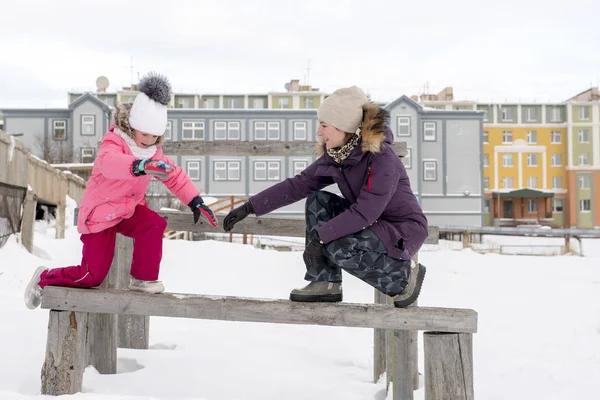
[317,86,369,133]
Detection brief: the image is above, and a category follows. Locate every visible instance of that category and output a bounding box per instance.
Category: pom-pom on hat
[129,72,172,136]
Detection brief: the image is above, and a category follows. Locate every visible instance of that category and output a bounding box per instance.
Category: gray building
[2,93,484,226]
[385,96,484,226]
[1,93,111,164]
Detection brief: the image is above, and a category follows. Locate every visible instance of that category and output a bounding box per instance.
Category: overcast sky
[1,0,599,108]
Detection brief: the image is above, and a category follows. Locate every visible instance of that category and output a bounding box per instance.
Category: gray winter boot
[24,266,48,310]
[128,277,165,294]
[393,261,426,308]
[289,281,342,302]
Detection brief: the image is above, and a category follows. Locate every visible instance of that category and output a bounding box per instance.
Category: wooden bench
[43,210,474,399]
[40,287,477,400]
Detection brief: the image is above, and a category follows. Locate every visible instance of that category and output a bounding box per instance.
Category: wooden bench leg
[86,313,117,374]
[41,310,87,395]
[424,332,474,400]
[392,329,414,400]
[115,234,149,349]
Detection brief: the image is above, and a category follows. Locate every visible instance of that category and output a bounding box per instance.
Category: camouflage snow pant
[304,190,411,296]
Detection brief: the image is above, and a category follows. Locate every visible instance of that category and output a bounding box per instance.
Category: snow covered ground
[1,208,599,399]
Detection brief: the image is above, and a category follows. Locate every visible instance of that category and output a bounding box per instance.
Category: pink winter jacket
[77,130,199,234]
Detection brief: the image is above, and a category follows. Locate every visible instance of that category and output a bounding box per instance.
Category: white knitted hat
[129,72,172,136]
[317,86,368,133]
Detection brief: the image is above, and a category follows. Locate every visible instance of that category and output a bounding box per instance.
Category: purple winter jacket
[249,105,428,261]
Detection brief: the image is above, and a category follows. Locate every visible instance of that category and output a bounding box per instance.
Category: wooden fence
[0,131,86,251]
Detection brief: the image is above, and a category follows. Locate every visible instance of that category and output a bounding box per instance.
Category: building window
[551,154,562,167]
[501,107,513,121]
[252,98,265,108]
[423,161,437,181]
[397,117,410,136]
[551,107,561,122]
[423,122,436,141]
[552,176,562,189]
[528,176,538,189]
[186,160,201,181]
[526,130,537,144]
[551,131,561,144]
[177,97,191,108]
[481,109,489,122]
[53,120,66,140]
[579,175,591,189]
[254,122,266,140]
[578,129,590,143]
[578,107,590,120]
[483,154,489,167]
[502,131,512,143]
[164,121,172,140]
[526,107,538,121]
[483,131,489,143]
[268,122,280,140]
[293,160,308,176]
[304,97,314,108]
[253,161,280,181]
[580,199,591,212]
[203,98,217,108]
[81,148,95,163]
[214,121,241,140]
[579,152,590,166]
[214,122,226,139]
[182,121,205,140]
[403,148,412,169]
[502,177,514,189]
[483,177,489,190]
[503,153,514,167]
[528,199,538,213]
[553,198,564,212]
[293,122,307,140]
[484,199,491,213]
[214,161,241,181]
[251,121,279,140]
[278,98,290,109]
[527,154,538,167]
[81,115,95,136]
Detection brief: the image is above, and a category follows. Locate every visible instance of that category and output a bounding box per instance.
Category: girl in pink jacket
[24,73,217,309]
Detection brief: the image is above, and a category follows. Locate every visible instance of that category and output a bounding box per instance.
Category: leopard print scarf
[327,133,360,164]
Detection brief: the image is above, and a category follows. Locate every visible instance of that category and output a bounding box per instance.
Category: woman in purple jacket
[223,86,428,307]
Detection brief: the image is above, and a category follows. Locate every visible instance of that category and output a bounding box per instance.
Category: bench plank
[159,212,440,245]
[41,287,477,333]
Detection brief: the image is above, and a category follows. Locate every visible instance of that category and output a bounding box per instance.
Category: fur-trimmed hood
[316,103,390,157]
[112,102,164,145]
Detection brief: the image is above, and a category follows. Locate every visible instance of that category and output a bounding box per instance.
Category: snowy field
[1,206,599,399]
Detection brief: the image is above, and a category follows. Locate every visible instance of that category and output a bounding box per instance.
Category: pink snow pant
[39,205,168,288]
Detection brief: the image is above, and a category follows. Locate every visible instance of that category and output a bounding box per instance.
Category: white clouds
[1,0,600,106]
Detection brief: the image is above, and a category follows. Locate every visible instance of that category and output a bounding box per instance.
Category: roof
[494,188,555,198]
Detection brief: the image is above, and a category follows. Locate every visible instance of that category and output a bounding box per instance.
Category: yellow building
[416,88,571,226]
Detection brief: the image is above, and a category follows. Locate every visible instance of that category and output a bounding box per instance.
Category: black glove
[188,196,218,228]
[303,233,325,269]
[223,201,254,232]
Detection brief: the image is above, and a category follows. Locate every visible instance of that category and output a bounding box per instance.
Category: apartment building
[2,82,484,226]
[417,87,600,228]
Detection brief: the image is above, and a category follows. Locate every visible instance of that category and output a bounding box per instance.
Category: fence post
[424,332,474,400]
[55,201,66,239]
[20,189,36,253]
